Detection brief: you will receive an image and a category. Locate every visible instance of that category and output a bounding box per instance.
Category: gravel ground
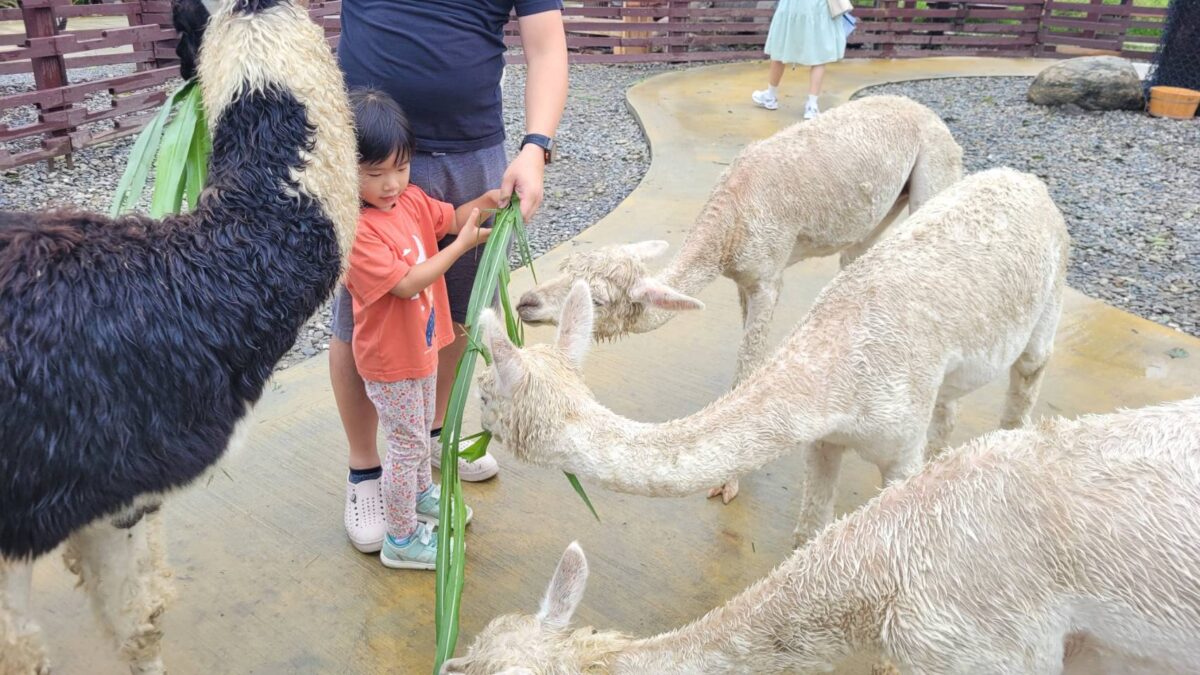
[1,63,679,369]
[856,78,1199,338]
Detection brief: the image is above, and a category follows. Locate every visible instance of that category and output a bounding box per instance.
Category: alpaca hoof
[792,531,816,550]
[129,658,165,675]
[706,480,738,504]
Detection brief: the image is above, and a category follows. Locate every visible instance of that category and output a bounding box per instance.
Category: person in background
[751,0,846,119]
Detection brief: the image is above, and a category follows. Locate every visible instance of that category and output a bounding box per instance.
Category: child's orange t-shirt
[346,185,457,382]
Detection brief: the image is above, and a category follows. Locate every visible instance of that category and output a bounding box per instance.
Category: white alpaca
[480,168,1069,547]
[516,95,962,502]
[444,397,1200,675]
[516,95,961,376]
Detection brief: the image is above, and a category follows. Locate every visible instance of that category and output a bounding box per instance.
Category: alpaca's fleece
[1,0,354,671]
[0,0,350,561]
[199,0,358,260]
[482,168,1069,546]
[517,95,963,383]
[447,398,1200,674]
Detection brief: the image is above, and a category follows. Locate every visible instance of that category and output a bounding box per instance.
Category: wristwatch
[520,133,555,165]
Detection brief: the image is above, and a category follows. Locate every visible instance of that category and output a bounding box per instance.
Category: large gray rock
[1027,56,1144,111]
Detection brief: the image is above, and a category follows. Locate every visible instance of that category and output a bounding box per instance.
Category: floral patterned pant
[365,375,435,540]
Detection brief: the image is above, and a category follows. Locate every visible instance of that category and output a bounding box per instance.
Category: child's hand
[457,208,492,249]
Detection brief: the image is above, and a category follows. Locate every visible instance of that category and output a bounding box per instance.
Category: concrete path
[26,58,1199,674]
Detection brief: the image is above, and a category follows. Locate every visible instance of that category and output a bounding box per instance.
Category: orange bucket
[1147,86,1200,119]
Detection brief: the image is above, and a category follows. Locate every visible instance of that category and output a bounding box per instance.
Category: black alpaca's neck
[195,83,342,402]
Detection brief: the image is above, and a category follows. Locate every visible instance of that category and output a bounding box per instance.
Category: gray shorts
[331,143,508,342]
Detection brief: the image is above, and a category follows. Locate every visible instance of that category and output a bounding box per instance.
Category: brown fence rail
[1,0,1167,170]
[0,0,340,169]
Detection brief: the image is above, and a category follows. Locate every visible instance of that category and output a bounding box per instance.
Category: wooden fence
[1,0,1168,169]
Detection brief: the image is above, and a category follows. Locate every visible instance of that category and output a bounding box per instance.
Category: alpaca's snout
[517,292,548,323]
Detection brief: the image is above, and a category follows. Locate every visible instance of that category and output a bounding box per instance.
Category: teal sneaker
[380,522,438,570]
[415,484,473,527]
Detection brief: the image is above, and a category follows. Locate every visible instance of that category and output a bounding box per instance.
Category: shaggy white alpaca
[445,397,1200,675]
[516,95,962,502]
[516,95,961,372]
[480,168,1069,547]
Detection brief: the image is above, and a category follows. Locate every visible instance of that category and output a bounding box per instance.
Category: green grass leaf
[184,93,211,210]
[433,197,599,673]
[565,472,601,522]
[458,432,490,462]
[149,86,200,217]
[109,81,198,218]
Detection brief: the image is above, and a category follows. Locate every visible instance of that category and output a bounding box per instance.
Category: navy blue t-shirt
[338,0,562,154]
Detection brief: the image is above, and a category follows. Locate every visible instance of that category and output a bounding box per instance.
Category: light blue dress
[764,0,847,66]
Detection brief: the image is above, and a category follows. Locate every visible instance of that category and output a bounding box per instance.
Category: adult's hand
[507,8,567,224]
[500,144,546,222]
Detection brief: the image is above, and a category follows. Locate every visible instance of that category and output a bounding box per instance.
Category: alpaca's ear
[538,541,589,630]
[556,281,595,368]
[438,657,468,675]
[481,309,525,395]
[621,240,670,260]
[630,278,705,312]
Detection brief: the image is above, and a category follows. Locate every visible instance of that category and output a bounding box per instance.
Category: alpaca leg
[733,276,783,385]
[0,558,50,675]
[908,133,963,212]
[64,510,173,675]
[1000,298,1061,429]
[924,397,960,462]
[880,440,925,487]
[793,442,844,549]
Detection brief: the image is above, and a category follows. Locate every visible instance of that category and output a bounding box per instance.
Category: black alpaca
[0,0,357,669]
[0,85,338,561]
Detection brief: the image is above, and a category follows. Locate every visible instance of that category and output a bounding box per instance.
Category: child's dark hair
[348,87,414,166]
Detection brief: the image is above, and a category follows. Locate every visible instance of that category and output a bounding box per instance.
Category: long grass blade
[109,81,196,218]
[512,208,537,283]
[149,87,199,217]
[565,472,600,521]
[457,432,489,463]
[434,197,598,672]
[184,91,211,210]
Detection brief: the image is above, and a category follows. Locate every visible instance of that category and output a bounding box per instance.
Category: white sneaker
[430,437,500,482]
[752,89,779,111]
[804,103,820,120]
[344,476,386,553]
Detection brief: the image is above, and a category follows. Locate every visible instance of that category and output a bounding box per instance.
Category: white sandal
[344,476,386,553]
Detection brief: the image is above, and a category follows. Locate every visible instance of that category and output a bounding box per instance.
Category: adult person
[333,0,567,553]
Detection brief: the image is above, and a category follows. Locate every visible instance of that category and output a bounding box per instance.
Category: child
[343,88,499,569]
[751,0,847,119]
